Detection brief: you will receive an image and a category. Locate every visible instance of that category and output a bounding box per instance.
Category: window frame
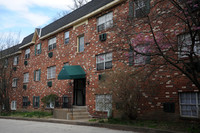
[179,92,200,118]
[23,73,29,83]
[33,96,40,108]
[96,53,112,71]
[25,48,30,59]
[97,12,113,32]
[22,96,28,107]
[4,58,8,67]
[64,31,70,45]
[47,66,56,79]
[13,56,19,65]
[11,101,17,110]
[134,0,150,18]
[134,44,151,65]
[34,69,41,81]
[46,101,55,109]
[64,62,69,66]
[35,43,42,55]
[48,37,56,51]
[12,78,18,88]
[77,35,84,52]
[178,33,200,58]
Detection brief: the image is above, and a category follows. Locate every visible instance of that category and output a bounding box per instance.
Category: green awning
[58,65,86,80]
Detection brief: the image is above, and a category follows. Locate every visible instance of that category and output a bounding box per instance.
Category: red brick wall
[5,0,199,120]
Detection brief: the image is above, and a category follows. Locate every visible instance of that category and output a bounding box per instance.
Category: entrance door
[73,79,86,106]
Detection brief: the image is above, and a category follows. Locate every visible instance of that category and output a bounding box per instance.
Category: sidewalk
[0,116,182,133]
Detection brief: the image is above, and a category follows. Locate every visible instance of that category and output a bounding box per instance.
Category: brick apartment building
[0,0,200,120]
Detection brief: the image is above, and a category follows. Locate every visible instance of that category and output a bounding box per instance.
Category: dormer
[19,28,41,49]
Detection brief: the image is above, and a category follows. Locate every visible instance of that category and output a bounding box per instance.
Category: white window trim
[179,92,200,118]
[35,70,40,81]
[96,53,112,70]
[12,78,17,87]
[78,35,84,52]
[64,31,70,44]
[11,101,17,110]
[48,37,56,51]
[25,48,30,59]
[97,12,113,32]
[47,66,56,79]
[178,33,200,58]
[13,56,19,65]
[46,101,55,109]
[23,73,29,83]
[36,44,41,55]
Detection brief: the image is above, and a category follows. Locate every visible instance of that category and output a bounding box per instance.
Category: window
[34,69,41,81]
[46,101,54,109]
[134,44,151,65]
[78,35,84,52]
[11,101,17,110]
[97,12,113,32]
[64,31,69,44]
[179,92,200,118]
[33,96,40,108]
[35,43,41,55]
[48,37,56,51]
[134,0,150,17]
[25,48,30,59]
[23,96,28,107]
[178,33,200,58]
[96,94,112,111]
[23,73,29,83]
[47,66,56,79]
[64,62,69,66]
[4,59,8,67]
[96,53,112,70]
[12,78,17,87]
[13,56,19,65]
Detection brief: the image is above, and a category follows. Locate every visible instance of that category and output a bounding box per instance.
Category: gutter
[40,0,125,40]
[0,51,22,59]
[19,41,35,49]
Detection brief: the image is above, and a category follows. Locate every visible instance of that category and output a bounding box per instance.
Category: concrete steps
[67,106,91,120]
[53,106,91,120]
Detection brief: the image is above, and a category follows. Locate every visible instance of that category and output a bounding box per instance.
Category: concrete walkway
[0,116,182,133]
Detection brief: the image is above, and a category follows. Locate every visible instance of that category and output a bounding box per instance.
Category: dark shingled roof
[20,33,34,46]
[0,43,23,58]
[41,0,114,37]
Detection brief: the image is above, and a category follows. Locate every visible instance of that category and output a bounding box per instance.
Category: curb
[0,116,182,133]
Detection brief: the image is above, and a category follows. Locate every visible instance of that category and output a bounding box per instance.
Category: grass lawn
[0,111,53,118]
[89,118,200,133]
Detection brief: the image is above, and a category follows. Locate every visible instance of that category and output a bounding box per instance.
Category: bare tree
[52,0,89,21]
[110,0,200,90]
[0,32,20,112]
[69,0,89,10]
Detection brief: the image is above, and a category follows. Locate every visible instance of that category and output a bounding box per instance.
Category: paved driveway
[0,119,137,133]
